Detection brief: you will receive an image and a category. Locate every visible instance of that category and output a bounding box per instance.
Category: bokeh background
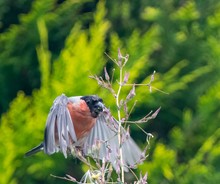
[0,0,220,183]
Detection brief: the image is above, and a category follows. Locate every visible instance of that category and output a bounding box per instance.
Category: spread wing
[83,111,142,171]
[44,94,77,158]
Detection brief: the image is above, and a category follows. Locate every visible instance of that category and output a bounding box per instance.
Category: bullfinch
[25,94,142,170]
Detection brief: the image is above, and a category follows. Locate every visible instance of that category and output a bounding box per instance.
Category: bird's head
[81,95,105,118]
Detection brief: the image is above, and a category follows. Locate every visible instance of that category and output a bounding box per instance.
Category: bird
[25,94,143,171]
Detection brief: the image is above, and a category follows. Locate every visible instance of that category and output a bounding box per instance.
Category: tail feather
[25,143,44,157]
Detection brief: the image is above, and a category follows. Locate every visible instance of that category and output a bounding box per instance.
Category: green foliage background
[0,0,220,183]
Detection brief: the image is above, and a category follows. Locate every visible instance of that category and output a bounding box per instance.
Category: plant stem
[116,66,124,182]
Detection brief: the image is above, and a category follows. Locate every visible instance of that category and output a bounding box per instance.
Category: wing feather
[83,112,142,171]
[65,109,77,142]
[44,94,77,157]
[63,110,70,146]
[45,111,57,153]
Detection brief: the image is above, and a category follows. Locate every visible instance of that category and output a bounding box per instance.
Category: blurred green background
[0,0,220,183]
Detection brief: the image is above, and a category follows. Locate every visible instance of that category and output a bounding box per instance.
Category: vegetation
[0,0,220,183]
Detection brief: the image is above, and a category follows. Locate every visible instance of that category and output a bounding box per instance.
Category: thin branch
[111,68,115,85]
[116,65,125,182]
[50,174,77,182]
[104,52,119,66]
[128,100,137,119]
[151,86,169,94]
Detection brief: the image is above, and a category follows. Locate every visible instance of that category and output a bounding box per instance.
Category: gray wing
[44,94,77,158]
[83,112,142,171]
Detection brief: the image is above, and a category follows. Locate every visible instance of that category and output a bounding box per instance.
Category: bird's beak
[91,101,105,118]
[96,101,105,112]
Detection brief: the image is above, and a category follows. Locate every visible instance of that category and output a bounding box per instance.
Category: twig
[104,52,119,66]
[116,64,125,182]
[50,174,77,182]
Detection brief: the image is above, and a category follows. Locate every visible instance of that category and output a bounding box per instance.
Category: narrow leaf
[104,67,110,81]
[123,72,129,85]
[126,84,136,101]
[118,48,122,66]
[151,107,161,119]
